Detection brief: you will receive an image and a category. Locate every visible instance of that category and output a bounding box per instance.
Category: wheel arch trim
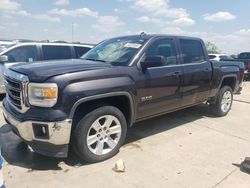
[219,74,237,91]
[69,92,135,127]
[210,74,236,104]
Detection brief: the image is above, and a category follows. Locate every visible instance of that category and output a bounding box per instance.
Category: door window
[145,38,177,66]
[42,45,71,60]
[74,46,91,58]
[180,39,206,64]
[5,45,38,63]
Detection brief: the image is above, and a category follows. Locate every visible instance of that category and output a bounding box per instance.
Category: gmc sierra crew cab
[2,34,244,163]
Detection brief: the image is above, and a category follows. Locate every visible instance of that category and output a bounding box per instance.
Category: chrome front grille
[4,69,29,113]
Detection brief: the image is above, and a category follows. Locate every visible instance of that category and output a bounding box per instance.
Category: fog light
[32,123,49,139]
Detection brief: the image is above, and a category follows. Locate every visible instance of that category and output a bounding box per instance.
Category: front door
[137,37,183,119]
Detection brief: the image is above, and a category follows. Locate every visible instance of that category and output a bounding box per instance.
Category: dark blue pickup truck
[227,52,250,79]
[3,34,244,163]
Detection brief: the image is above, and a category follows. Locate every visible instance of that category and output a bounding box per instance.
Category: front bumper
[3,106,72,158]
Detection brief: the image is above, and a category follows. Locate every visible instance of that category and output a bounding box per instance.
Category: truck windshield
[81,36,148,66]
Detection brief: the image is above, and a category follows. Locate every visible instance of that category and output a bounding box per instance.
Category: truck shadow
[0,94,5,101]
[0,103,214,171]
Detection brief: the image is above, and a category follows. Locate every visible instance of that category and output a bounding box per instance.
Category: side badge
[141,96,153,102]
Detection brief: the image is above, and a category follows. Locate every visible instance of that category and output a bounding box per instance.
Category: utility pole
[72,22,74,42]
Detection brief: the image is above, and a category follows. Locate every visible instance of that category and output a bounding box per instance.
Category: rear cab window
[180,39,206,64]
[42,45,71,60]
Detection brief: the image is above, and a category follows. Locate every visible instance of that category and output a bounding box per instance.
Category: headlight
[28,83,58,107]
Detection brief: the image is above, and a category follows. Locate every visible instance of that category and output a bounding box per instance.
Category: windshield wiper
[82,58,106,63]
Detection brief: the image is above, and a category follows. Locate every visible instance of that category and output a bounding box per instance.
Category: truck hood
[10,59,112,82]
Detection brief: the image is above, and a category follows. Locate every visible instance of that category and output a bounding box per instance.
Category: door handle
[172,71,182,78]
[202,68,210,72]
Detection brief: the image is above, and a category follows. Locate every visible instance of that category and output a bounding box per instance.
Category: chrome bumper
[3,108,72,145]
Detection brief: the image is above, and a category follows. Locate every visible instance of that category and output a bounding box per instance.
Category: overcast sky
[0,0,250,54]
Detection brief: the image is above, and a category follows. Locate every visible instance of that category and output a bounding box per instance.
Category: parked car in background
[0,40,17,53]
[0,42,94,93]
[0,44,14,53]
[3,34,244,163]
[0,40,16,46]
[209,54,232,61]
[226,52,250,79]
[0,39,33,50]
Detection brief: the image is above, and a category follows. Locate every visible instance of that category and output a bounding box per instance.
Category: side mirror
[140,55,165,72]
[0,55,8,63]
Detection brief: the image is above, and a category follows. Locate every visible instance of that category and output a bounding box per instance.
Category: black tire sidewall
[73,106,127,163]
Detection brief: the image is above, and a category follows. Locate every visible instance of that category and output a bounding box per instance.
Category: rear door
[137,37,183,119]
[178,39,212,106]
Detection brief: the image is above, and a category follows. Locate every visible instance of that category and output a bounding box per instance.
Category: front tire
[73,106,127,163]
[210,86,233,117]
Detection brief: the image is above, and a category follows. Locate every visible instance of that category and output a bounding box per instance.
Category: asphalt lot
[0,82,250,188]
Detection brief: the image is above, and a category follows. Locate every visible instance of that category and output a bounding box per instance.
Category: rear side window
[180,39,206,64]
[5,45,38,63]
[74,46,91,58]
[42,45,71,60]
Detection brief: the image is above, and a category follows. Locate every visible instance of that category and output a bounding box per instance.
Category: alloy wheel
[221,91,232,113]
[87,115,122,155]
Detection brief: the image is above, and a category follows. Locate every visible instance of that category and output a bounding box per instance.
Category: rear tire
[73,106,127,163]
[210,86,233,117]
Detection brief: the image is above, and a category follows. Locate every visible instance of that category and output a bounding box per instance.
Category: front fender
[68,91,135,126]
[61,76,136,125]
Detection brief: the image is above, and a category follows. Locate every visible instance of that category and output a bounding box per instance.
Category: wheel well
[220,77,236,91]
[72,95,132,129]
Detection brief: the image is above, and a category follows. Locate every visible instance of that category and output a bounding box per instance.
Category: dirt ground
[0,82,250,188]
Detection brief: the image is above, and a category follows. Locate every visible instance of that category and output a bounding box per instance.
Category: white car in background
[208,54,232,61]
[0,42,94,94]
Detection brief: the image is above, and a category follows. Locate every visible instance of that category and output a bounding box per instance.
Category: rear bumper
[3,105,72,158]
